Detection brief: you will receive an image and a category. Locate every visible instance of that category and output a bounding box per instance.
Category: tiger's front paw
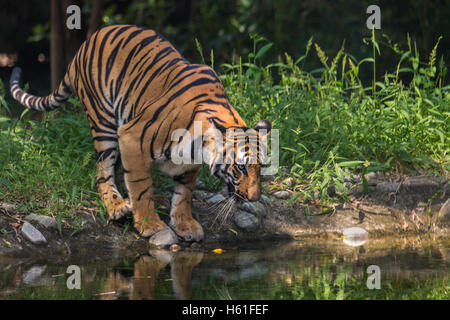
[107,197,132,221]
[170,218,204,242]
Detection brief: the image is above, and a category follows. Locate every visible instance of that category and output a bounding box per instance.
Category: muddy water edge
[0,175,449,299]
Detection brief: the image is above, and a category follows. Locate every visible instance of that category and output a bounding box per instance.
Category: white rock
[148,229,178,247]
[273,191,290,199]
[343,227,369,247]
[343,226,369,238]
[21,222,47,245]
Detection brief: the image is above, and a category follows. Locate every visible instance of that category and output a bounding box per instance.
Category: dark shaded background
[0,0,449,93]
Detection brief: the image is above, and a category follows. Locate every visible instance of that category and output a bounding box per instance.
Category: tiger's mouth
[226,184,242,202]
[229,191,247,202]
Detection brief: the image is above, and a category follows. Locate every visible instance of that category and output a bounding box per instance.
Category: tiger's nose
[247,193,260,202]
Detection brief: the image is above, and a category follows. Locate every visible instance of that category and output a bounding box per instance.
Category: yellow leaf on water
[228,228,238,235]
[212,248,225,254]
[2,239,11,247]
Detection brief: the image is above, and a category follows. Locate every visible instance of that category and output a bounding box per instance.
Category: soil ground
[0,175,448,260]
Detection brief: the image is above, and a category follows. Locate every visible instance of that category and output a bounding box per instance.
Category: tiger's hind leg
[169,169,204,242]
[94,137,133,221]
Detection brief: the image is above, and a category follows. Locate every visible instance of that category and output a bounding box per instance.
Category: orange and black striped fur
[10,25,271,242]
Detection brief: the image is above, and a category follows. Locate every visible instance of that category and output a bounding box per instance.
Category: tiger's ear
[254,119,271,136]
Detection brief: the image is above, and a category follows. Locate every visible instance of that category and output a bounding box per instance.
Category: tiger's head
[209,120,272,202]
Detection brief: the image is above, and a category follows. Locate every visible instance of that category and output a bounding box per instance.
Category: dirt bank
[0,175,448,259]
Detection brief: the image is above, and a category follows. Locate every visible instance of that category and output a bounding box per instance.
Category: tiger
[10,24,271,242]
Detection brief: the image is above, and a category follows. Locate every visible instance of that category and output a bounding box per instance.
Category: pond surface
[1,237,449,300]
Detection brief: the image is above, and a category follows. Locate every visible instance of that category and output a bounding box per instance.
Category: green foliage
[0,91,97,217]
[97,0,450,82]
[220,32,449,202]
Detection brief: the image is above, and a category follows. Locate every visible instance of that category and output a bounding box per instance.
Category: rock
[273,191,290,200]
[402,176,443,192]
[376,176,446,194]
[21,222,47,245]
[260,194,272,205]
[148,229,178,247]
[0,202,17,212]
[343,227,369,246]
[376,182,401,193]
[195,179,207,190]
[343,226,368,238]
[233,210,259,232]
[193,190,214,200]
[207,194,226,204]
[364,172,378,186]
[348,183,365,195]
[238,201,265,216]
[437,199,450,222]
[25,213,57,229]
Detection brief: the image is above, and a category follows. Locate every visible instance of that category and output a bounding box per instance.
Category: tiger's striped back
[69,25,245,136]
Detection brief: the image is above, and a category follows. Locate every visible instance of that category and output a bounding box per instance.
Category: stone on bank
[21,222,47,245]
[233,210,260,232]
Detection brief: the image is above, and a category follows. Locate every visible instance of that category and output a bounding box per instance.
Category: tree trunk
[62,0,84,66]
[50,0,66,90]
[87,0,104,39]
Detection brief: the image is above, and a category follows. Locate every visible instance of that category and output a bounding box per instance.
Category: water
[1,237,449,300]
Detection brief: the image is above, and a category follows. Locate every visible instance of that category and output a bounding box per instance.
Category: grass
[0,31,449,217]
[218,31,449,204]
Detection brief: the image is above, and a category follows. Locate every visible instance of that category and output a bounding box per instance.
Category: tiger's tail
[10,67,72,111]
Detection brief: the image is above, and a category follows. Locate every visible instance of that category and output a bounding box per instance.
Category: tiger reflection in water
[100,250,203,300]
